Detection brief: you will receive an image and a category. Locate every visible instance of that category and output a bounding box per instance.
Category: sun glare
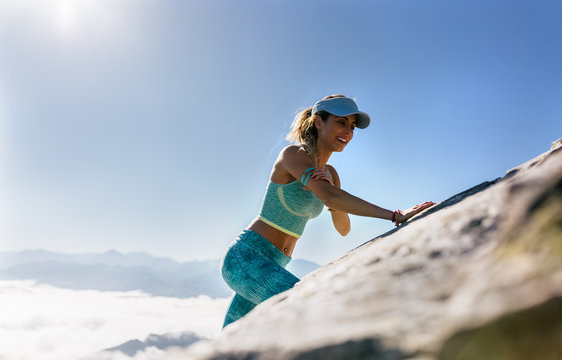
[56,0,78,36]
[53,0,121,40]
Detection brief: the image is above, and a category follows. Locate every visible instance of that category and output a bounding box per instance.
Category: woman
[220,95,435,328]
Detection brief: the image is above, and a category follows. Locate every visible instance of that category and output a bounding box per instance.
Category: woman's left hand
[303,167,334,190]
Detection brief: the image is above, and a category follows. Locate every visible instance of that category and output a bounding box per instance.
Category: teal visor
[311,97,370,129]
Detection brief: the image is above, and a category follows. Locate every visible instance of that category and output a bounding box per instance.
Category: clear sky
[1,0,561,264]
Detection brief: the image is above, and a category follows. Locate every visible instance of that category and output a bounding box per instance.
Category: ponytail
[286,107,318,165]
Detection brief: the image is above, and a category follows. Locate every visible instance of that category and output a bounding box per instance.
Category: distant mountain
[0,249,179,270]
[102,331,205,357]
[286,258,322,279]
[0,250,321,298]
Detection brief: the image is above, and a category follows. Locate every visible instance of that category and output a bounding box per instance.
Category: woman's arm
[279,146,394,220]
[280,146,433,223]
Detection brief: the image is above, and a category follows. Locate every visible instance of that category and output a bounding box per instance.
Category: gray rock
[184,139,562,360]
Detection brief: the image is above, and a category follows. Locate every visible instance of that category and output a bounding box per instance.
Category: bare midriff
[247,217,298,257]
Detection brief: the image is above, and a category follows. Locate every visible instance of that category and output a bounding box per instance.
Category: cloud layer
[0,280,229,360]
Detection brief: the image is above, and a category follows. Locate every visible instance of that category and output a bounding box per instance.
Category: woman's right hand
[397,201,435,224]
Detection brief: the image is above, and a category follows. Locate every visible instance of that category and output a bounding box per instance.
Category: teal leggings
[220,230,299,328]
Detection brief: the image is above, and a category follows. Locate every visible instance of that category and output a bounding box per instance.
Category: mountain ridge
[100,331,205,357]
[0,249,320,298]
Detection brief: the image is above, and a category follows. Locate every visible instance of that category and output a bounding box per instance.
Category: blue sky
[1,0,561,264]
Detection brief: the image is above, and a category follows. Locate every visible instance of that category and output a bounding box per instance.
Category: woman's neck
[314,145,332,168]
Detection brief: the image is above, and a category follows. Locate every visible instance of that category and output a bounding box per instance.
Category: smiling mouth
[337,137,348,144]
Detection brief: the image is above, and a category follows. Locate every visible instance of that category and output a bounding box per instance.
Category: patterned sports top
[258,168,325,238]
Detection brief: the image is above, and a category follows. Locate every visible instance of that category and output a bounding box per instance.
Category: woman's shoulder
[280,144,301,154]
[271,145,303,183]
[279,144,307,160]
[273,145,313,179]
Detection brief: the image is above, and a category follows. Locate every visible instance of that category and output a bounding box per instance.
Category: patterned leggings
[220,230,299,328]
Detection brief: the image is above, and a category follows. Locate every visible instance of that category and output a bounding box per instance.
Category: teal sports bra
[258,168,326,238]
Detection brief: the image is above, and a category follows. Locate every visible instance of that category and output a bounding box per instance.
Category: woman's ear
[313,114,325,130]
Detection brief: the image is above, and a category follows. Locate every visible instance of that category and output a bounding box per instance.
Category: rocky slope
[183,139,562,360]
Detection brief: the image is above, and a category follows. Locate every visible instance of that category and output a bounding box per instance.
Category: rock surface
[185,139,562,360]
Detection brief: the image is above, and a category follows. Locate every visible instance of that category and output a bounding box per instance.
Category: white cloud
[91,347,168,360]
[0,280,229,360]
[92,345,212,360]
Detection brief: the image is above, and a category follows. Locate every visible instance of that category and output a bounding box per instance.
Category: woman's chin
[335,142,349,152]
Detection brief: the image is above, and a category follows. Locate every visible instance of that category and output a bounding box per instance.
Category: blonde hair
[286,94,346,165]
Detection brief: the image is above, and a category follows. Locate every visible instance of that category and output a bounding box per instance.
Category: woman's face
[316,114,357,152]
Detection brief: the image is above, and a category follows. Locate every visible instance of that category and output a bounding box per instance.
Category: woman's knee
[222,241,299,303]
